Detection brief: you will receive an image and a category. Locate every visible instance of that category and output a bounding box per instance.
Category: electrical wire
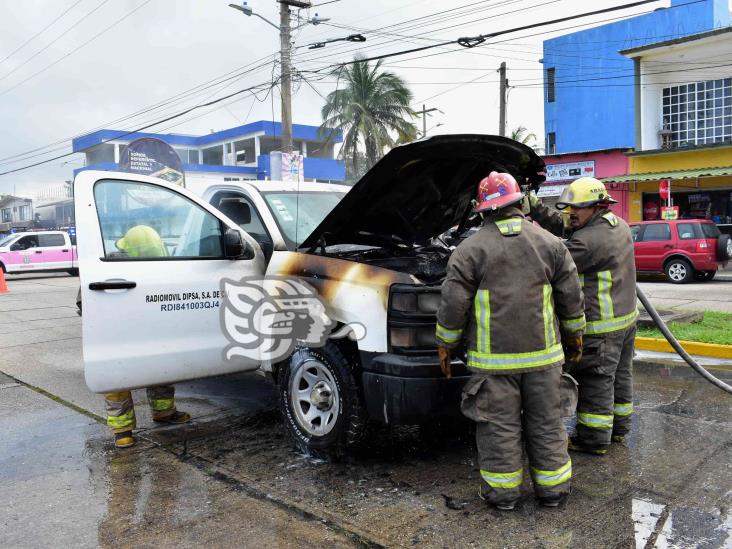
[0,0,112,83]
[0,80,275,176]
[0,0,86,66]
[0,0,152,98]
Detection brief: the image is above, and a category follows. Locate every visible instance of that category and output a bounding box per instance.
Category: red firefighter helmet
[474,171,523,213]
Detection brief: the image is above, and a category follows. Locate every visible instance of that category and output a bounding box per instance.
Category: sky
[0,0,700,196]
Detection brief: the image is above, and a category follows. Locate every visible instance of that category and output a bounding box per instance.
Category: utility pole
[279,1,294,153]
[498,62,507,137]
[418,104,441,137]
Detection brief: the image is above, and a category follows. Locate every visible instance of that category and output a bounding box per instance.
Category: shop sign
[643,202,659,219]
[659,179,670,200]
[545,161,595,182]
[537,184,567,198]
[661,206,679,220]
[119,138,185,188]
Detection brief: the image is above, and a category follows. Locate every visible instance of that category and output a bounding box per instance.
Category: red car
[630,219,731,283]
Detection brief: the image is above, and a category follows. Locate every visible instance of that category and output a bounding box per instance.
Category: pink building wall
[542,149,631,221]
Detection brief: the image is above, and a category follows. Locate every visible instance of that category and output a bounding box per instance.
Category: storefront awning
[602,166,732,184]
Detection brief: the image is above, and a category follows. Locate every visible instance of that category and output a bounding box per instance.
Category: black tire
[693,270,716,282]
[278,341,367,460]
[664,257,693,284]
[718,234,732,261]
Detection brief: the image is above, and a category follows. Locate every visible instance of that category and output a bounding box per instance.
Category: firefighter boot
[114,431,135,448]
[153,410,191,424]
[568,437,607,456]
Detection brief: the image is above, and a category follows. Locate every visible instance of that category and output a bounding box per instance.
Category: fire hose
[636,286,732,395]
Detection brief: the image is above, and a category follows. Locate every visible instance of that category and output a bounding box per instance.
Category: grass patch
[637,311,732,346]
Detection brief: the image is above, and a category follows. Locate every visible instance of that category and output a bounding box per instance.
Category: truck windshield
[261,191,345,249]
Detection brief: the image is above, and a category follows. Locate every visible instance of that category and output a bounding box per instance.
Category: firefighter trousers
[104,385,177,433]
[572,325,636,448]
[461,366,571,506]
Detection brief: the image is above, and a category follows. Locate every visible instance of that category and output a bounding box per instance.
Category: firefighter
[530,177,637,455]
[106,225,190,448]
[436,172,585,510]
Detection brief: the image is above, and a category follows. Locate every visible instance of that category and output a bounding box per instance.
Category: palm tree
[320,57,418,176]
[510,126,537,146]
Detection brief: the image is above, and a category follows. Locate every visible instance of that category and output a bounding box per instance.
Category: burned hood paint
[300,134,545,249]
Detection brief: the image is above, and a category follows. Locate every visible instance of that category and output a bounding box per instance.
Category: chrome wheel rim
[726,239,732,257]
[290,359,339,437]
[668,262,687,281]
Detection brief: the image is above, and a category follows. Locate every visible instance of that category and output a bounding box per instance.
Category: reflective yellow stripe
[148,398,174,412]
[585,309,638,335]
[467,343,564,370]
[107,410,135,429]
[577,412,613,429]
[543,284,556,347]
[435,323,463,344]
[494,218,522,236]
[531,460,572,487]
[598,270,614,320]
[560,315,586,333]
[602,211,618,227]
[474,289,490,353]
[481,468,523,489]
[613,402,633,416]
[579,274,585,288]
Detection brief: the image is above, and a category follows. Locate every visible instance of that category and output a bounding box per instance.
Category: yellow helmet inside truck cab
[555,177,618,210]
[116,225,168,258]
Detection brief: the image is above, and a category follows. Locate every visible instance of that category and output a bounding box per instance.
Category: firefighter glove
[561,333,583,368]
[437,345,452,379]
[528,190,541,210]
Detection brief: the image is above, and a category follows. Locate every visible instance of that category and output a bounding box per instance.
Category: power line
[0,0,86,66]
[0,80,275,176]
[0,0,151,98]
[0,0,112,83]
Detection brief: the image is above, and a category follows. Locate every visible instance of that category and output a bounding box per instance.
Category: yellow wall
[626,147,732,221]
[629,145,732,173]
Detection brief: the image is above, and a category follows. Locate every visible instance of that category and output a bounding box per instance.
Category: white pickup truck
[75,134,545,458]
[0,230,78,275]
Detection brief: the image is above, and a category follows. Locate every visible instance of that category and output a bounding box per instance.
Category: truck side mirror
[224,228,254,260]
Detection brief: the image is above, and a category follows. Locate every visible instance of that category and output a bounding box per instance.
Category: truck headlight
[389,326,438,349]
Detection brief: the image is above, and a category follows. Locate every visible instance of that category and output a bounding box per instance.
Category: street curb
[635,337,732,359]
[633,357,732,373]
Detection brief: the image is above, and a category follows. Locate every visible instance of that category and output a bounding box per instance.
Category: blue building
[72,120,345,183]
[543,0,730,154]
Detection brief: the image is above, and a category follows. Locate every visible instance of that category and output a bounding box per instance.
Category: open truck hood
[300,134,545,249]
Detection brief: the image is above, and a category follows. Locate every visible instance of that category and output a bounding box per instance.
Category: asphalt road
[638,268,732,313]
[1,272,731,548]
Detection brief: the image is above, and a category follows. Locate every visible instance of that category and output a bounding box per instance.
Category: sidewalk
[634,348,732,374]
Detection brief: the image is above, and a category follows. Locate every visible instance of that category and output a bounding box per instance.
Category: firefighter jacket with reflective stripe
[531,205,638,335]
[436,208,586,375]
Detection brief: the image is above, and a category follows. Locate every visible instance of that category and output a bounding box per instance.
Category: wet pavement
[1,273,732,548]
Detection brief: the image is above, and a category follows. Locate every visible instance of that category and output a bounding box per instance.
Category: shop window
[546,132,556,155]
[86,143,115,165]
[546,68,555,103]
[640,223,670,241]
[202,145,223,165]
[234,139,256,165]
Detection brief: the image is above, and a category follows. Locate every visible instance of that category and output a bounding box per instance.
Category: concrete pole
[422,104,427,137]
[279,2,293,153]
[498,62,507,137]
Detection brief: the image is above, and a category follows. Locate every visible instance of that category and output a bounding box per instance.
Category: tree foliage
[320,57,417,176]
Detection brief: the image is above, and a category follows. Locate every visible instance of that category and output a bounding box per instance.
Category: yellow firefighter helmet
[555,177,617,210]
[116,225,167,258]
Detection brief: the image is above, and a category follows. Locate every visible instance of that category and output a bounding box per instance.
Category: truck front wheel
[279,342,366,460]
